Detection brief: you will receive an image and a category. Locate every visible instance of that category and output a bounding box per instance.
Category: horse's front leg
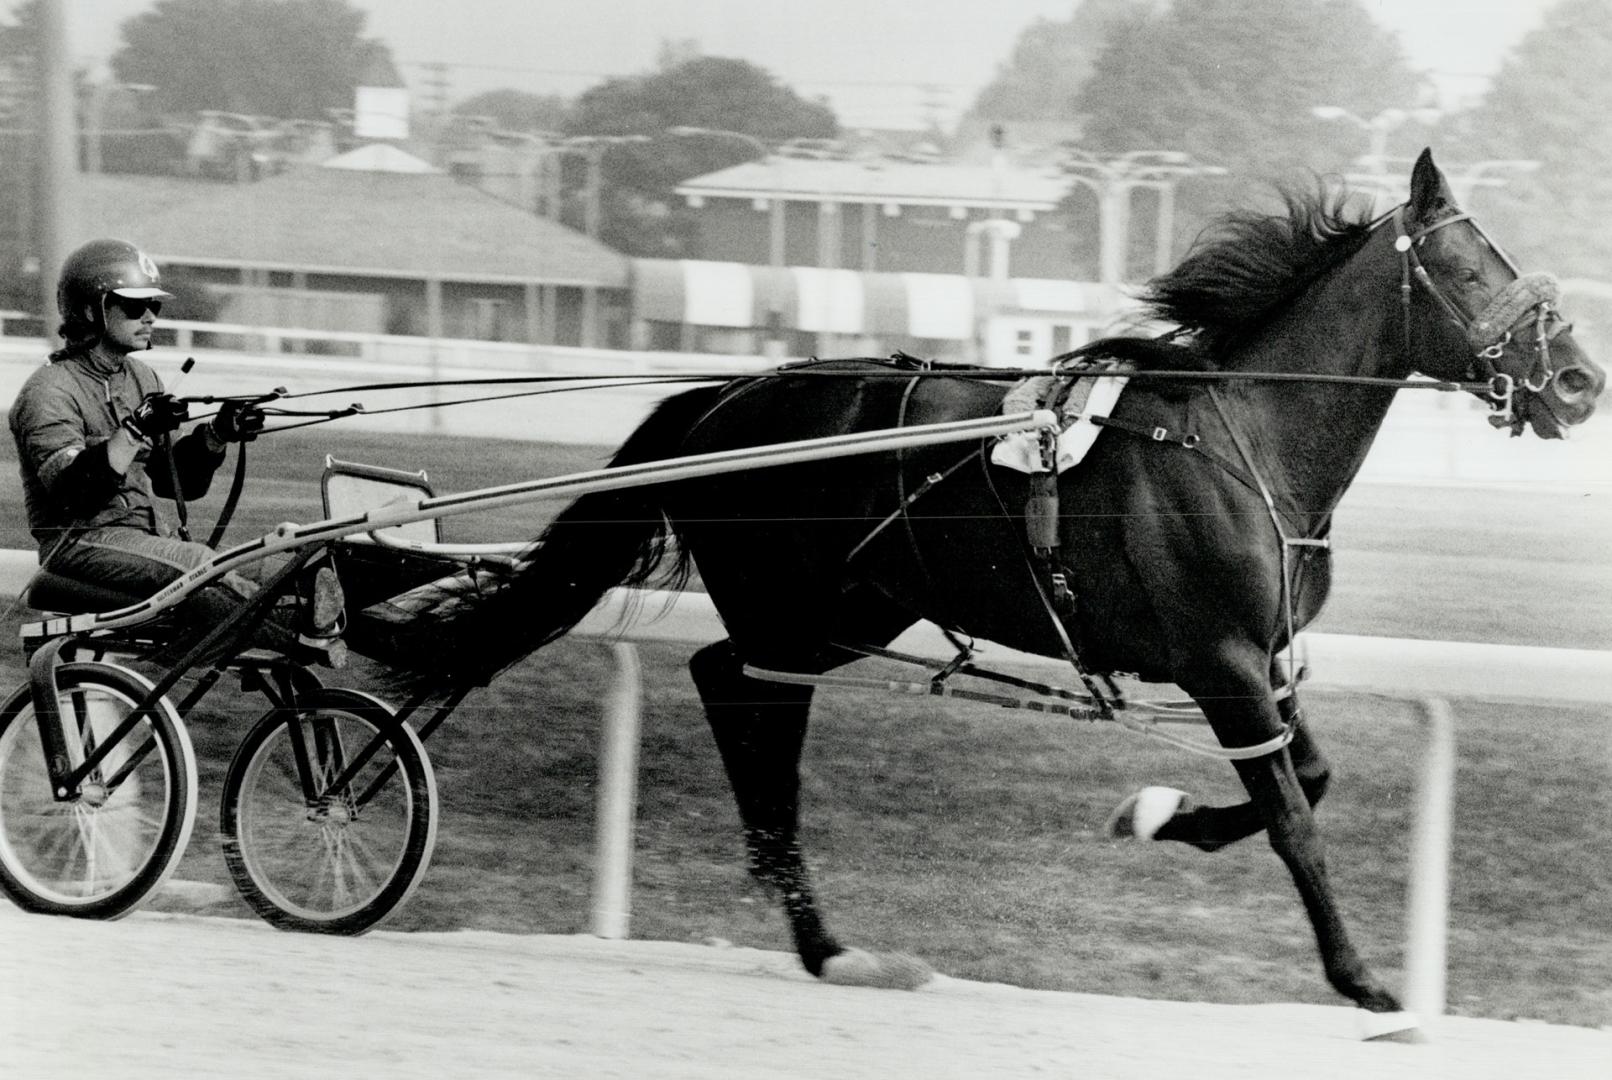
[1110,691,1332,850]
[1195,686,1404,1018]
[1240,748,1392,1006]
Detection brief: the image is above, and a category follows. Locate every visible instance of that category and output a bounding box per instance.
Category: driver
[8,237,343,658]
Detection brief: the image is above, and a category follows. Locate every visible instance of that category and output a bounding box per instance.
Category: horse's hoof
[1104,786,1190,841]
[1357,1009,1425,1042]
[821,948,933,990]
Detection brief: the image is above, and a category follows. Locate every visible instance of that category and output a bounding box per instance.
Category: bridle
[1387,204,1572,435]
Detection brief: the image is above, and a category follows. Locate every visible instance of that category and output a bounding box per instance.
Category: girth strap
[845,446,982,565]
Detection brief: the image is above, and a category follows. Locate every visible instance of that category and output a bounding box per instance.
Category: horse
[402,149,1604,1024]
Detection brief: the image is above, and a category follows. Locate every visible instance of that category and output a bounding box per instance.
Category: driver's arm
[148,423,228,500]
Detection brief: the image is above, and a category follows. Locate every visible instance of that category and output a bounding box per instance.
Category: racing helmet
[55,238,174,344]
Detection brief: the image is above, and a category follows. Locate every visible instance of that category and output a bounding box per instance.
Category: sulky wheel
[220,687,437,935]
[0,662,197,919]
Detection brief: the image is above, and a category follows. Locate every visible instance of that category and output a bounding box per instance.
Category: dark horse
[413,151,1603,1023]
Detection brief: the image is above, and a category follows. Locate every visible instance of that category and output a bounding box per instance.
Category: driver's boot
[294,557,348,667]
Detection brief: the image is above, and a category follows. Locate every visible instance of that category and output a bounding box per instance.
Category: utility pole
[918,83,949,135]
[36,0,75,332]
[418,62,450,115]
[550,135,649,240]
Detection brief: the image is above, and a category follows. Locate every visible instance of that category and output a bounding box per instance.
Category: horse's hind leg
[690,640,835,963]
[687,588,929,989]
[1114,691,1333,851]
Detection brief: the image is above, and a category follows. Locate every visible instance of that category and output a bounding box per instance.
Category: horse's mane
[1142,182,1376,362]
[1072,182,1377,372]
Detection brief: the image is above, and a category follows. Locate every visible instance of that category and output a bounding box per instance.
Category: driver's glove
[121,392,189,442]
[210,400,266,443]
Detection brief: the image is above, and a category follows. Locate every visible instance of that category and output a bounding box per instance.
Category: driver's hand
[121,392,188,441]
[210,400,266,443]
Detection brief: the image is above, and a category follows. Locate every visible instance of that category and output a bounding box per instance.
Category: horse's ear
[1407,147,1459,223]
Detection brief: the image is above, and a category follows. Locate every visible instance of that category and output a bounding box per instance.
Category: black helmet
[56,238,174,345]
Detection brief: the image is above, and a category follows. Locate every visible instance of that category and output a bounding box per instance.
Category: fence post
[590,641,642,939]
[1403,696,1455,1032]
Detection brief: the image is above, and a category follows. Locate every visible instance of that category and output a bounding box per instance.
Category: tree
[1453,0,1612,279]
[1075,0,1420,178]
[567,55,836,144]
[1049,0,1421,280]
[562,56,838,256]
[109,0,389,120]
[968,0,1161,125]
[452,89,568,134]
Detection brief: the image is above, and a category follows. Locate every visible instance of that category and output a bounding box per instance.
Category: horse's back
[687,360,1007,446]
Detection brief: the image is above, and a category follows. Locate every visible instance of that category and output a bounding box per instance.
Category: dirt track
[2,901,1605,1080]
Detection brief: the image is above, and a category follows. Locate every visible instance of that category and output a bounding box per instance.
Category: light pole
[35,0,74,329]
[1312,105,1442,208]
[469,127,550,216]
[546,134,650,239]
[1447,159,1540,205]
[82,77,155,174]
[1061,150,1226,283]
[666,125,769,160]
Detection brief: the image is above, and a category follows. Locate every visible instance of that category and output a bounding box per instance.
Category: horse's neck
[1225,268,1406,523]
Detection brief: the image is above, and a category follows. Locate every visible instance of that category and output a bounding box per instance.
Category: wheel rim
[0,682,176,906]
[234,710,418,921]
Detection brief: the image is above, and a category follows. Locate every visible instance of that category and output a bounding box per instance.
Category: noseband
[1388,205,1571,434]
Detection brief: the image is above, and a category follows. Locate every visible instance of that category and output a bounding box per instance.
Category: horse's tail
[399,384,722,687]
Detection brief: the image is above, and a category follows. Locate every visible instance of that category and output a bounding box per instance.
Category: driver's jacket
[9,349,225,551]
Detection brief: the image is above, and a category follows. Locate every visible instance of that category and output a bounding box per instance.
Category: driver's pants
[43,526,311,658]
[47,526,261,599]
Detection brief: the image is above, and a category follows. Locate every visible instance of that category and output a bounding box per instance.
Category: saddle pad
[991,373,1129,474]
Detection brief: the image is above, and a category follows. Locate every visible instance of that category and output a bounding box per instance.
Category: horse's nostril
[1554,367,1595,398]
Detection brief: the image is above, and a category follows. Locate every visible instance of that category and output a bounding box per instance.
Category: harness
[1387,205,1570,435]
[983,375,1316,757]
[826,367,1301,761]
[803,202,1576,761]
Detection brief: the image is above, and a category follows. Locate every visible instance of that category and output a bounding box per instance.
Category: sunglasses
[108,296,162,319]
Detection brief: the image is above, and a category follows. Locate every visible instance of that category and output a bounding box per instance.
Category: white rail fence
[570,590,1612,1039]
[5,566,1612,1038]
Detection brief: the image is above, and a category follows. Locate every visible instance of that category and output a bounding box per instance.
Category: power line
[394,58,976,92]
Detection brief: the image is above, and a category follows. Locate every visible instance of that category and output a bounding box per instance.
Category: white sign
[354,86,409,140]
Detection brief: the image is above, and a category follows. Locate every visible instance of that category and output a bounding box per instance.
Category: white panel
[903,273,974,340]
[353,87,410,140]
[1012,278,1089,312]
[792,267,864,333]
[682,261,754,327]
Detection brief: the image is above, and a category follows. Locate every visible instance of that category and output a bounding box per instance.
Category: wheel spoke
[0,665,193,916]
[222,694,435,933]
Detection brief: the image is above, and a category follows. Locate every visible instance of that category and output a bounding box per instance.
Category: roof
[72,170,629,288]
[676,158,1071,211]
[322,143,440,173]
